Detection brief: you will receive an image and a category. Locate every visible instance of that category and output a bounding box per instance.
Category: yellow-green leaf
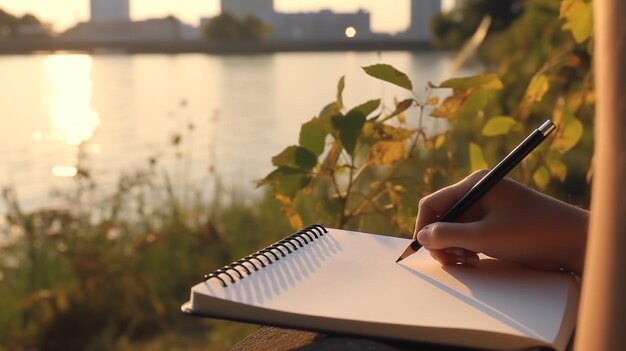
[439,73,503,90]
[336,76,345,110]
[560,0,593,43]
[547,158,568,181]
[434,133,447,149]
[525,74,550,102]
[374,124,413,141]
[369,140,406,165]
[551,111,583,153]
[482,116,517,136]
[362,64,413,91]
[533,166,551,189]
[430,89,472,119]
[458,89,490,119]
[282,205,304,230]
[299,117,327,156]
[271,146,317,169]
[469,142,487,171]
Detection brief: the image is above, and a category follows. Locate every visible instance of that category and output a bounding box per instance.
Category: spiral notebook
[182,225,579,351]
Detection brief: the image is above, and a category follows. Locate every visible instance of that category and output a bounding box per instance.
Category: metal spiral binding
[203,224,328,287]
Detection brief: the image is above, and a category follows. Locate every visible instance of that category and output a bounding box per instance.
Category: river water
[0,50,464,212]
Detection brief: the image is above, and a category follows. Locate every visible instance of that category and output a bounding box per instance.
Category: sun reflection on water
[45,54,101,177]
[45,54,101,147]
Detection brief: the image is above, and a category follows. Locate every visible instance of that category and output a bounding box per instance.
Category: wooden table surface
[229,327,480,351]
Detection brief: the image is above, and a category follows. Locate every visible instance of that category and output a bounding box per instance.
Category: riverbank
[0,38,435,55]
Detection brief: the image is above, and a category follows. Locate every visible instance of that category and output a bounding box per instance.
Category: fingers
[414,170,489,238]
[416,222,485,267]
[416,222,484,253]
[430,249,480,266]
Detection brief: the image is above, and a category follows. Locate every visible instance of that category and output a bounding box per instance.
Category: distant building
[90,0,130,22]
[213,0,373,42]
[405,0,441,41]
[62,17,191,42]
[65,0,202,42]
[220,0,275,19]
[14,23,53,38]
[268,10,372,41]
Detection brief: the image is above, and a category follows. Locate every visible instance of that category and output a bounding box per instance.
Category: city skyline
[0,0,444,33]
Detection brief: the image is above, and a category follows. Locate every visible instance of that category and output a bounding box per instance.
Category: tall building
[409,0,441,41]
[220,0,274,19]
[90,0,130,22]
[268,10,371,41]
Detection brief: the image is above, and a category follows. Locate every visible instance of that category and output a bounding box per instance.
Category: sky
[0,0,420,33]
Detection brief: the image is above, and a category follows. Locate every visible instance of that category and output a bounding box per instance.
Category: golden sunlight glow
[45,55,101,146]
[89,144,102,154]
[51,166,78,177]
[345,26,357,38]
[32,130,44,141]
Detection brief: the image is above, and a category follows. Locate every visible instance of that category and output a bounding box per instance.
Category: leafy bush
[260,0,593,236]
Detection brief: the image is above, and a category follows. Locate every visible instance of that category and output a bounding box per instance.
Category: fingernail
[457,255,479,265]
[416,226,430,246]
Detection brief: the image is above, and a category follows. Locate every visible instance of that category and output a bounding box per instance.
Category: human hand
[414,170,588,275]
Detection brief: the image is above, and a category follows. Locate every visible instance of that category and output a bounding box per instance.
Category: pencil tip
[395,257,403,263]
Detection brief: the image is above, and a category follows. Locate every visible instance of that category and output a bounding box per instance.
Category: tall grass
[0,156,293,350]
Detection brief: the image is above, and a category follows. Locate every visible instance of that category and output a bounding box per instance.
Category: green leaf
[336,76,345,110]
[469,142,487,171]
[362,64,413,91]
[332,110,366,156]
[533,166,551,189]
[262,166,311,199]
[318,102,341,132]
[300,117,327,156]
[560,0,593,43]
[525,74,550,102]
[350,99,381,119]
[271,146,318,169]
[319,102,340,118]
[458,89,491,119]
[482,116,517,136]
[439,73,503,90]
[551,110,583,153]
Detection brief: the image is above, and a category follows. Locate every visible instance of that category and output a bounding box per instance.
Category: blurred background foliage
[0,164,292,350]
[262,0,593,236]
[0,0,594,349]
[202,13,272,42]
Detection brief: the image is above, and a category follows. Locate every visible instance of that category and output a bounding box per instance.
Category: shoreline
[0,38,437,55]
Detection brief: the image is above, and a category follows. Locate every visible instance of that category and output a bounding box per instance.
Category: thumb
[416,222,483,252]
